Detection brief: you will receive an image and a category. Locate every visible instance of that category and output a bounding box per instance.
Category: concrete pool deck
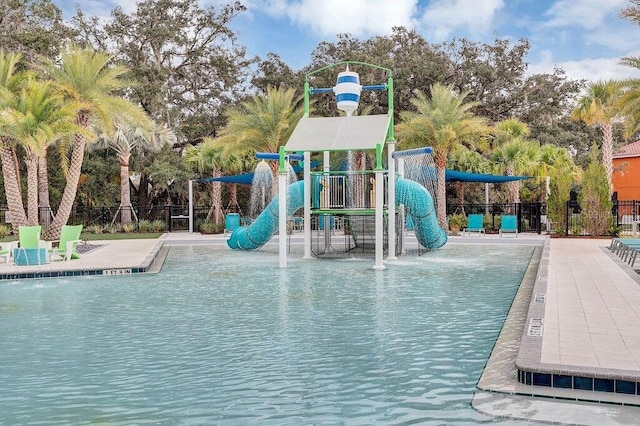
[2,231,640,422]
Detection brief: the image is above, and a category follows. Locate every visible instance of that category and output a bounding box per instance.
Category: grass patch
[82,232,163,241]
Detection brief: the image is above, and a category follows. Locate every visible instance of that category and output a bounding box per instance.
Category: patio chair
[18,225,42,248]
[462,214,485,236]
[13,225,48,265]
[499,215,518,237]
[0,241,13,263]
[48,224,83,261]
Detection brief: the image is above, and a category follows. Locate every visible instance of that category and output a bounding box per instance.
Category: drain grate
[527,318,543,336]
[534,293,546,303]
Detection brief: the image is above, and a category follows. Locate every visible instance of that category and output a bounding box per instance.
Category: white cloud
[528,50,640,82]
[544,0,627,29]
[420,0,504,41]
[255,0,418,37]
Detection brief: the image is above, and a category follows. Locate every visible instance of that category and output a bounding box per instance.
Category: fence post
[166,205,172,232]
[564,201,569,236]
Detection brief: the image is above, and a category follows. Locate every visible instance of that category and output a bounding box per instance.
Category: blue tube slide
[228,180,305,250]
[396,178,448,250]
[227,178,447,251]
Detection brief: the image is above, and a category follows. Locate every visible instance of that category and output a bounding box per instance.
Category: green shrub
[122,223,137,233]
[447,214,465,234]
[569,223,584,236]
[151,220,166,232]
[609,225,621,237]
[86,224,104,234]
[200,221,223,234]
[0,223,12,238]
[108,224,122,234]
[138,220,152,232]
[578,143,613,236]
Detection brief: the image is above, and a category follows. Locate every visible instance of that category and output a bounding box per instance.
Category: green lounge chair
[463,214,485,236]
[18,225,42,248]
[499,215,518,237]
[13,225,47,265]
[49,224,83,261]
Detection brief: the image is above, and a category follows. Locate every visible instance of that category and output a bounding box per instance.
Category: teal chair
[49,224,83,261]
[500,215,518,237]
[463,214,485,236]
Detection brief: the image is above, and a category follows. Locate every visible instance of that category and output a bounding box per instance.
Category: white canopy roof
[285,115,391,152]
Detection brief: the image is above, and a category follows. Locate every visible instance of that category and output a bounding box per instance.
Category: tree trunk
[506,165,520,206]
[25,153,39,225]
[0,143,27,232]
[43,131,87,241]
[268,160,279,197]
[455,181,465,214]
[229,183,238,212]
[211,170,222,224]
[602,121,613,192]
[119,153,132,225]
[38,155,53,228]
[138,172,151,219]
[435,151,448,230]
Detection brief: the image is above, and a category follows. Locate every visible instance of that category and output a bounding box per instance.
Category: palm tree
[571,81,618,192]
[224,148,256,213]
[490,119,540,205]
[0,51,28,230]
[1,76,78,226]
[614,78,640,138]
[95,117,175,225]
[185,137,233,225]
[396,83,487,229]
[40,44,149,240]
[223,85,304,183]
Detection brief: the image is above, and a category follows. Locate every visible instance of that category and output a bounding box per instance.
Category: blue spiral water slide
[227,178,447,250]
[227,180,305,250]
[395,178,447,249]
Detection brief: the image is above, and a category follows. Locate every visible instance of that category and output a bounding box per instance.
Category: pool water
[0,244,534,424]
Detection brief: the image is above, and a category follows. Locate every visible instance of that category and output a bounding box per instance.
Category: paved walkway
[475,237,640,424]
[542,239,640,373]
[0,237,163,277]
[513,238,640,401]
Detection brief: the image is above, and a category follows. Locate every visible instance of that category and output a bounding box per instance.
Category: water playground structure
[221,61,447,269]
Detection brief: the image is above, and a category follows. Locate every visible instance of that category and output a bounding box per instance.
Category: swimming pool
[0,244,535,424]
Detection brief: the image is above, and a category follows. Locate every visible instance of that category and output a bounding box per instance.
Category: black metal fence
[446,202,545,234]
[567,199,640,237]
[1,199,638,236]
[449,199,640,236]
[0,205,213,232]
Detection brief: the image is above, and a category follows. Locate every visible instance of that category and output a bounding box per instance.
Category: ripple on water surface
[0,244,534,424]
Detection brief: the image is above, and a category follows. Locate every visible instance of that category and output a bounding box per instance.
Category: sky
[52,0,640,83]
